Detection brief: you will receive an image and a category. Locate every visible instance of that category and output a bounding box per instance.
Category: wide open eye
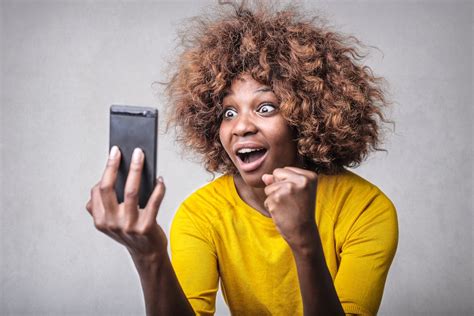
[257,103,277,114]
[223,108,237,119]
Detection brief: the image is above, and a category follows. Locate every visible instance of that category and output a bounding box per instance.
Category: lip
[234,147,269,173]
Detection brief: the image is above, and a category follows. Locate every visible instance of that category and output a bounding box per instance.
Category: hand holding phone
[85,105,168,261]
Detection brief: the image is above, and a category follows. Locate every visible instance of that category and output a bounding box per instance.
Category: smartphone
[109,105,158,208]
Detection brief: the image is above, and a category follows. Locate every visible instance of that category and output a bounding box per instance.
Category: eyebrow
[255,87,273,93]
[223,86,273,97]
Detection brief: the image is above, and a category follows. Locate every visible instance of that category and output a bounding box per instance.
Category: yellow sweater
[170,170,398,315]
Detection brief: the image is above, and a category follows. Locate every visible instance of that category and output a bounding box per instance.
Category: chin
[239,171,266,188]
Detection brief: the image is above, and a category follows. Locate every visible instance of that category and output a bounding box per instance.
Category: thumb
[262,174,275,186]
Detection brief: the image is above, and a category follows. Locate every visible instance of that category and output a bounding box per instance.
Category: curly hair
[164,1,392,175]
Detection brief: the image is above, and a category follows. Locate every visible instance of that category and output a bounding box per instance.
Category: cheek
[218,125,232,154]
[272,124,298,156]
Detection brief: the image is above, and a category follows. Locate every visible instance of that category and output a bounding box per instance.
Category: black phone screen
[109,105,158,208]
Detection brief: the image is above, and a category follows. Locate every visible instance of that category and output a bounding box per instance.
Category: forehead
[223,75,273,98]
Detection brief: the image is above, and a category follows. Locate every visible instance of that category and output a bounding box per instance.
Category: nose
[232,112,258,137]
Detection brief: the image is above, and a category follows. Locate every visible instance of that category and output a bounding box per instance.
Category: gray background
[1,0,472,315]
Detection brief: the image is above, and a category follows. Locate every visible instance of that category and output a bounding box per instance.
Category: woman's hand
[85,146,167,262]
[261,166,319,250]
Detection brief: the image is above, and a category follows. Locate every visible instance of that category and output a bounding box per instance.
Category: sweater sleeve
[334,191,399,316]
[170,202,219,316]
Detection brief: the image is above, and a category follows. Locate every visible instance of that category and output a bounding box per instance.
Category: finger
[264,179,294,197]
[263,197,272,213]
[123,148,144,215]
[284,166,317,179]
[264,180,282,196]
[100,146,120,211]
[86,181,101,217]
[284,166,318,189]
[85,199,92,215]
[89,183,130,246]
[263,188,284,213]
[91,184,107,228]
[92,185,127,242]
[272,167,298,182]
[144,176,166,224]
[262,174,275,186]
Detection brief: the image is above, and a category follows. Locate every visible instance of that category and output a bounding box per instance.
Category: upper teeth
[237,148,263,154]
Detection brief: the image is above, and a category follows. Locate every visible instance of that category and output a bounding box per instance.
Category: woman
[86,2,398,315]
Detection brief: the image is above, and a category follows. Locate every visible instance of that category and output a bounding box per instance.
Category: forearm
[291,226,344,316]
[132,253,195,316]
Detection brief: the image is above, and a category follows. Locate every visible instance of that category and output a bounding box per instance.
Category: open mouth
[235,147,268,172]
[237,148,267,164]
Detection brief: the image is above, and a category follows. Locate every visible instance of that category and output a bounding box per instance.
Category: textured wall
[1,0,472,315]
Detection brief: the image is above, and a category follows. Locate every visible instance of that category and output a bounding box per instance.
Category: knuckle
[129,163,142,172]
[267,204,275,213]
[123,224,137,235]
[273,193,282,203]
[137,224,153,236]
[273,168,283,176]
[135,226,147,236]
[99,183,113,194]
[264,187,271,196]
[124,188,139,200]
[264,200,272,211]
[94,220,106,231]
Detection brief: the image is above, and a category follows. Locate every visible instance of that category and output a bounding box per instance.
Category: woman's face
[219,75,299,188]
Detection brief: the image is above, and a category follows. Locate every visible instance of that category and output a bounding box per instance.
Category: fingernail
[109,146,119,159]
[158,176,164,183]
[132,148,143,162]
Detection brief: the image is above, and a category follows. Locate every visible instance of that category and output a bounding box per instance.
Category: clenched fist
[262,166,319,250]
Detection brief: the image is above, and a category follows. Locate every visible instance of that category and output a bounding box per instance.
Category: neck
[233,174,271,217]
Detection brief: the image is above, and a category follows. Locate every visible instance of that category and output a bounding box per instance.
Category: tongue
[245,150,266,163]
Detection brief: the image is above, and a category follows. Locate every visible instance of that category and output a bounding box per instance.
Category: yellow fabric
[170,169,398,315]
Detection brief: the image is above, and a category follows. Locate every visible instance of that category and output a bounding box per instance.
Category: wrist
[130,250,168,274]
[289,224,323,259]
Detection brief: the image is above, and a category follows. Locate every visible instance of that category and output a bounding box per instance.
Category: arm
[262,167,344,315]
[262,167,398,315]
[291,192,398,316]
[290,224,344,316]
[85,147,195,316]
[131,252,195,316]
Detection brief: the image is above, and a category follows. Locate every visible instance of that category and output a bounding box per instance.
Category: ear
[262,174,275,186]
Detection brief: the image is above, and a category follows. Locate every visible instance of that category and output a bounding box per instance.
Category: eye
[257,103,277,114]
[223,108,237,119]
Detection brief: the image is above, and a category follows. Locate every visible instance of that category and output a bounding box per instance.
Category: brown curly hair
[165,1,392,175]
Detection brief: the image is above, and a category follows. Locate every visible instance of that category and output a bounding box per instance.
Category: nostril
[233,130,258,137]
[232,118,258,136]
